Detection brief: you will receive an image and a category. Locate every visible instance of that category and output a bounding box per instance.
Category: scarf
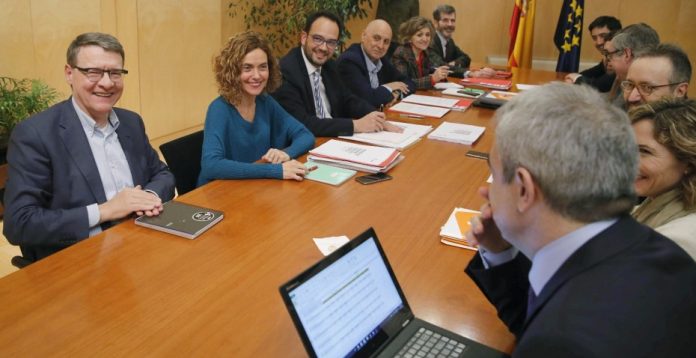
[632,188,690,228]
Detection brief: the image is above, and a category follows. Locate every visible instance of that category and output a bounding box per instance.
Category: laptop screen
[285,235,405,358]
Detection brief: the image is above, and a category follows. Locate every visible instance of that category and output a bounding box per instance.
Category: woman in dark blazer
[391,16,449,90]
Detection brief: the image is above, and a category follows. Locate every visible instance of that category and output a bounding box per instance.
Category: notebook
[304,161,356,186]
[279,227,508,358]
[440,208,480,250]
[134,200,223,239]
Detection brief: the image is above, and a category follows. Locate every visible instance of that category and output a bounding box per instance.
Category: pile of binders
[307,139,404,173]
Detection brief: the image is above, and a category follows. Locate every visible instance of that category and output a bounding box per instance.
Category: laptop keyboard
[394,327,467,358]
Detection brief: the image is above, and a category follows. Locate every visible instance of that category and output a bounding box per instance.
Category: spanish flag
[554,0,584,72]
[508,0,536,68]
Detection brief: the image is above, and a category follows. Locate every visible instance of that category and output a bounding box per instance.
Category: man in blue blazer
[465,83,696,356]
[3,32,175,263]
[337,19,415,109]
[273,11,402,137]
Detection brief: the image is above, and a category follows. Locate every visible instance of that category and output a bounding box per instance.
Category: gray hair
[66,32,125,67]
[494,83,638,222]
[636,43,692,85]
[611,23,659,57]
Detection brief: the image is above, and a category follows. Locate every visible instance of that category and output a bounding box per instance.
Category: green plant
[0,76,59,144]
[228,0,373,54]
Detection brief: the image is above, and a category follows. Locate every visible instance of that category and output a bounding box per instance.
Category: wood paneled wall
[0,0,220,140]
[1,0,694,140]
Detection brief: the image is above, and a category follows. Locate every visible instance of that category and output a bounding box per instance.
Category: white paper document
[427,122,486,145]
[339,121,432,150]
[389,102,450,118]
[401,94,460,108]
[313,236,350,256]
[515,83,540,91]
[434,82,463,90]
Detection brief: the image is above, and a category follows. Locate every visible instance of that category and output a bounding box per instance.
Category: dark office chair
[0,188,33,269]
[11,255,32,269]
[159,130,204,196]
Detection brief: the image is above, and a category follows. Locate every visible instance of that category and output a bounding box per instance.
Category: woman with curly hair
[198,31,315,185]
[630,97,696,258]
[390,16,449,90]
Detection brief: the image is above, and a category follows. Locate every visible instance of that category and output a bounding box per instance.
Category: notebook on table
[134,200,223,239]
[279,227,508,358]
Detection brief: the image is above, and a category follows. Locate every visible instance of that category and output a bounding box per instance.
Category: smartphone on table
[355,173,392,185]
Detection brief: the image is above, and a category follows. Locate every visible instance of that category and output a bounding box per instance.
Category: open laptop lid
[279,228,414,358]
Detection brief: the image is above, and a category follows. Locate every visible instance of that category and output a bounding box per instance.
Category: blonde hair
[629,98,696,208]
[398,16,434,45]
[213,31,281,104]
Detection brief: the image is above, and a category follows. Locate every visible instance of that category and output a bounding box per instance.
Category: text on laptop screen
[287,237,404,358]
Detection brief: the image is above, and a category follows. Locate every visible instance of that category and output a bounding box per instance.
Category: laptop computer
[279,227,509,358]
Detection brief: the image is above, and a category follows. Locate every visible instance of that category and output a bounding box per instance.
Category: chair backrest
[159,130,204,196]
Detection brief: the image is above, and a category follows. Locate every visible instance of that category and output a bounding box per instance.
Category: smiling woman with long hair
[630,97,696,258]
[198,31,315,186]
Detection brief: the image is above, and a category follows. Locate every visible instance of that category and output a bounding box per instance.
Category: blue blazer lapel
[58,101,107,203]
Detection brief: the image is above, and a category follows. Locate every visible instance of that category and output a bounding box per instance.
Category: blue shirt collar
[360,45,382,73]
[528,218,618,295]
[72,97,119,136]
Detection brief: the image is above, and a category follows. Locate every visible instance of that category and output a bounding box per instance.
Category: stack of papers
[427,122,485,145]
[308,139,404,173]
[401,94,460,108]
[434,82,463,90]
[460,78,512,90]
[339,121,432,150]
[440,208,480,250]
[388,102,450,118]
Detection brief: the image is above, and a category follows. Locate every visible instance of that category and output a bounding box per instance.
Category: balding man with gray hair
[465,83,696,356]
[337,19,415,108]
[603,23,660,107]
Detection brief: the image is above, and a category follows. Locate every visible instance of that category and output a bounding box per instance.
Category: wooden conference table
[0,68,563,356]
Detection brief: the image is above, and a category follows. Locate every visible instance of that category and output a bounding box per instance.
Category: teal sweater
[198,95,315,185]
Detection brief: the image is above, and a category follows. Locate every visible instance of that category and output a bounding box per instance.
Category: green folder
[304,161,356,186]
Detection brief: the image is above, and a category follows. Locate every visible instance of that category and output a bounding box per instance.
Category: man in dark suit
[464,83,696,356]
[337,19,415,109]
[3,32,175,263]
[273,11,402,137]
[565,16,622,92]
[428,4,495,78]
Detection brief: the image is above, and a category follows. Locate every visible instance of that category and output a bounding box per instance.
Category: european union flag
[554,0,584,72]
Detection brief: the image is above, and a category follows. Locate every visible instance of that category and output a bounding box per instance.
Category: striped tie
[312,70,326,118]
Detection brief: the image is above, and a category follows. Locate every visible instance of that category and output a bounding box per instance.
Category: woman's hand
[282,160,308,181]
[262,148,290,164]
[431,66,450,82]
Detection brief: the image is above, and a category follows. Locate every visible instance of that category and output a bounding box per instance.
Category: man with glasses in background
[274,11,401,137]
[622,43,691,109]
[602,23,660,108]
[565,16,622,92]
[3,32,175,264]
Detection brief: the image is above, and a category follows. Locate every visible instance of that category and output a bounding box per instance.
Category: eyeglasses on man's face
[73,66,129,82]
[603,48,623,61]
[309,34,339,50]
[620,80,682,95]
